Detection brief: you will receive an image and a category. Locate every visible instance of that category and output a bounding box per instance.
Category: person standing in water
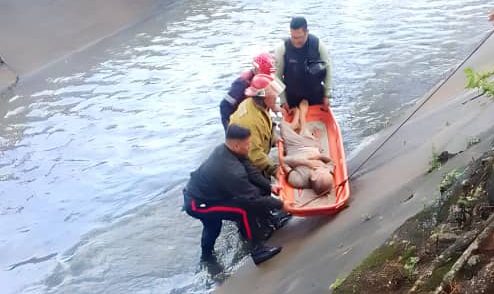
[219,53,276,131]
[274,16,332,111]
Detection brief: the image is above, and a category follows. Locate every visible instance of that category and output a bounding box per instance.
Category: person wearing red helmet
[219,53,275,131]
[229,74,285,177]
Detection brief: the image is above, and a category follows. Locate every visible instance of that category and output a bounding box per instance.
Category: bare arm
[274,42,287,105]
[318,41,332,98]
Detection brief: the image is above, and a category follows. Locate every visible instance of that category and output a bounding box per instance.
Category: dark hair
[290,17,308,31]
[226,124,251,140]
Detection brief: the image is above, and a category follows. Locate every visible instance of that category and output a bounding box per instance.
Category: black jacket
[283,34,325,107]
[185,144,271,203]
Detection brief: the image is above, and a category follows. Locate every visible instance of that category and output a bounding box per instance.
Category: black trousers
[286,88,325,108]
[183,193,273,255]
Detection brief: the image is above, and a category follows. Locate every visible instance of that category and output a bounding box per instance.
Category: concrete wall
[0,0,163,77]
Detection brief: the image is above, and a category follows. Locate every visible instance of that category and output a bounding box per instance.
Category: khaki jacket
[229,98,277,176]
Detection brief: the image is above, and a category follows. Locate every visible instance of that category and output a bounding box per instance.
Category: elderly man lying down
[280,100,335,195]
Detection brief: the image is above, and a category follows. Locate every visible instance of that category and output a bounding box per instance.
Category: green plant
[402,242,415,259]
[428,148,441,173]
[400,242,419,279]
[440,169,461,193]
[464,67,494,98]
[404,256,420,280]
[330,277,345,290]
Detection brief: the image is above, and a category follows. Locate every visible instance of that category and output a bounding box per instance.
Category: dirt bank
[216,31,494,294]
[333,149,494,293]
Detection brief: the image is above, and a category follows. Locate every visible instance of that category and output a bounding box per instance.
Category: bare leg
[288,108,300,131]
[298,100,309,133]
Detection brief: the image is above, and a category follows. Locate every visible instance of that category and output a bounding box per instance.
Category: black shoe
[251,244,282,265]
[271,211,292,230]
[260,225,274,241]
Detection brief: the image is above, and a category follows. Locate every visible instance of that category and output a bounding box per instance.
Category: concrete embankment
[0,0,167,92]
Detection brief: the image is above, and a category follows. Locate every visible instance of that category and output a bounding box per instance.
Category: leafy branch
[464,67,494,98]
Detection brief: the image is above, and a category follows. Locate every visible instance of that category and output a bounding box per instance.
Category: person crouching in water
[280,100,334,195]
[183,124,284,265]
[219,53,276,131]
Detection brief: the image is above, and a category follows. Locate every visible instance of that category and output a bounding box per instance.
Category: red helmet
[252,53,275,75]
[245,74,285,97]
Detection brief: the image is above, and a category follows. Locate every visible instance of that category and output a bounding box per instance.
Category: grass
[401,241,419,280]
[422,259,457,291]
[428,148,441,173]
[358,242,401,270]
[332,242,401,293]
[440,169,462,193]
[464,67,494,98]
[330,277,345,291]
[404,256,420,280]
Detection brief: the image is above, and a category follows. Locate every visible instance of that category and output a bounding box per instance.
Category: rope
[347,28,494,181]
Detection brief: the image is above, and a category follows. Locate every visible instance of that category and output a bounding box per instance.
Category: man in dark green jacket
[275,16,332,110]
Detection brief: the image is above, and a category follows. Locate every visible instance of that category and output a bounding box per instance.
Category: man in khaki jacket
[229,74,285,178]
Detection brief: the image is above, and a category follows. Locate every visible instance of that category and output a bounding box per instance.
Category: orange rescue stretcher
[277,105,350,216]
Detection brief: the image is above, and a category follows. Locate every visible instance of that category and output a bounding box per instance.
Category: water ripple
[0,0,492,293]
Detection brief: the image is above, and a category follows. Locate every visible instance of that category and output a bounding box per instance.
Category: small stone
[467,255,480,267]
[361,213,372,222]
[436,232,458,243]
[461,179,471,188]
[481,157,492,164]
[480,231,494,251]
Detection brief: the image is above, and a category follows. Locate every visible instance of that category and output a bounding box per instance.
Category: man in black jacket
[183,124,284,265]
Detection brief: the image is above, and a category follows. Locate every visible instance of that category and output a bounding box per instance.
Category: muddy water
[0,0,493,293]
